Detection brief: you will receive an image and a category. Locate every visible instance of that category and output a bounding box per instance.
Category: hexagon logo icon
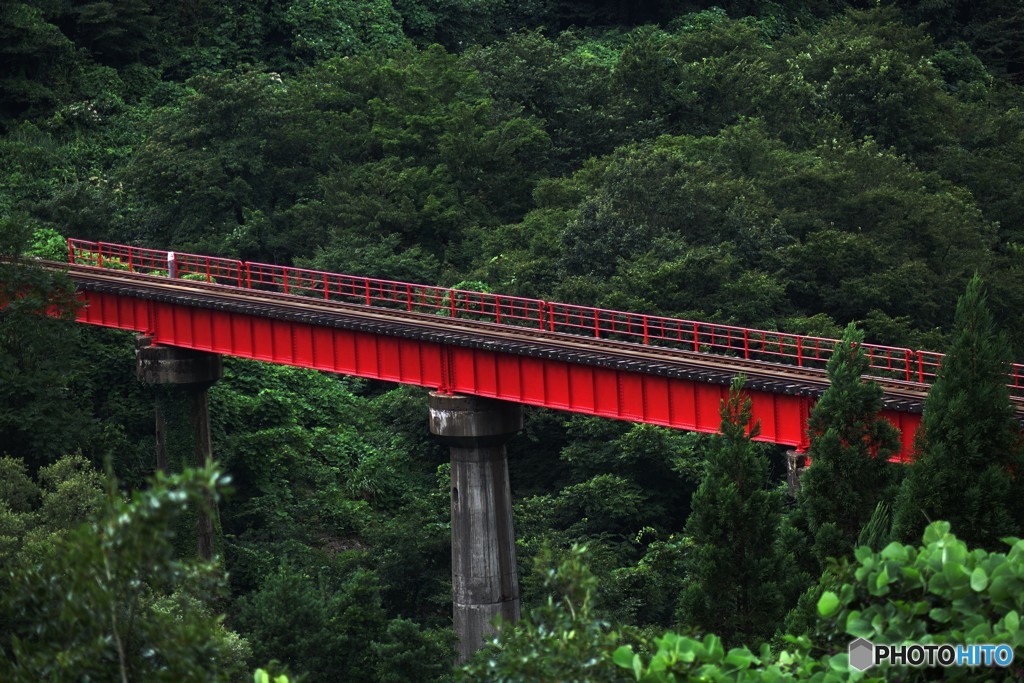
[849,638,875,672]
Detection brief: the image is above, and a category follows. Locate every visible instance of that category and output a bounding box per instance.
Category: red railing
[66,239,1024,398]
[68,240,245,286]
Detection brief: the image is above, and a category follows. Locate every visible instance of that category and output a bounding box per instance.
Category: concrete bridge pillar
[786,450,808,497]
[428,392,523,663]
[136,335,223,560]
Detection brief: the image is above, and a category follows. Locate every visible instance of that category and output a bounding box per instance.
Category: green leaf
[880,542,909,562]
[989,576,1017,602]
[875,566,891,591]
[724,648,758,669]
[847,613,874,639]
[818,591,840,617]
[613,646,636,669]
[1005,611,1020,633]
[970,567,989,592]
[829,653,848,671]
[923,521,951,545]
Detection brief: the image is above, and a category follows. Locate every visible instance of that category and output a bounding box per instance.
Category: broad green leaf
[818,591,840,617]
[880,542,908,562]
[847,614,874,638]
[989,576,1017,602]
[875,566,891,590]
[1005,611,1020,633]
[724,647,758,669]
[613,646,636,669]
[923,522,951,544]
[829,653,848,671]
[970,566,989,592]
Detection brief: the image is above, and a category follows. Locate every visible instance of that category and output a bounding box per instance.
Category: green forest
[2,0,1024,680]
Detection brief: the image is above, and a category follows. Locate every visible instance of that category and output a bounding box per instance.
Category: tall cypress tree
[893,275,1024,549]
[797,323,900,566]
[679,376,784,645]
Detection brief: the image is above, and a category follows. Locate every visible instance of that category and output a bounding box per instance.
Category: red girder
[62,239,956,458]
[75,287,833,452]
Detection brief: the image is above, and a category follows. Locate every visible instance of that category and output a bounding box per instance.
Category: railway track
[56,262,960,414]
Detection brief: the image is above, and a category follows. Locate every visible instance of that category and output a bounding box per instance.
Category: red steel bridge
[59,239,1024,460]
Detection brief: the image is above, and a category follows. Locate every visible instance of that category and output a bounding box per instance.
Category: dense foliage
[0,460,249,681]
[792,324,900,569]
[617,521,1024,682]
[463,522,1024,682]
[679,377,785,645]
[2,0,1024,679]
[894,275,1024,549]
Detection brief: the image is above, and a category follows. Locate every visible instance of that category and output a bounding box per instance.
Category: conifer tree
[797,323,899,566]
[893,275,1024,549]
[678,376,784,645]
[857,501,892,550]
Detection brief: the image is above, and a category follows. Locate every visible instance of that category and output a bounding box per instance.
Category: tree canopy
[2,1,1023,679]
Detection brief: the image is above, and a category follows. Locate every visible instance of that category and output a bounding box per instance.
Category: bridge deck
[56,262,929,458]
[44,239,1024,460]
[68,263,932,411]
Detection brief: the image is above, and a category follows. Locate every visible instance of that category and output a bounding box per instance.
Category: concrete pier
[428,392,523,663]
[137,336,223,559]
[786,450,808,497]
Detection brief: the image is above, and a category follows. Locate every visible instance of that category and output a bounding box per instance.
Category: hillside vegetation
[1,1,1023,680]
